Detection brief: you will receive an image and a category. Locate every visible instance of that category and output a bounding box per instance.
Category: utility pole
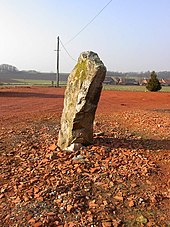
[54,36,60,87]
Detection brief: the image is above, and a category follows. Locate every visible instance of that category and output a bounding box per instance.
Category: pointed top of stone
[78,51,104,66]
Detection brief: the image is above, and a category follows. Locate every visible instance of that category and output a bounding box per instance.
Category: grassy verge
[1,81,170,92]
[103,85,170,92]
[0,79,67,87]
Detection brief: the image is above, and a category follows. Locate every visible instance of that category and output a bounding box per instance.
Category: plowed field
[0,87,170,226]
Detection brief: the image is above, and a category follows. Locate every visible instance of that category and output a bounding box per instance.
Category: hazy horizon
[0,0,170,73]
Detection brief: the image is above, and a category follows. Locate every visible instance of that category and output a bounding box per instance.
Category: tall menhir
[57,51,106,150]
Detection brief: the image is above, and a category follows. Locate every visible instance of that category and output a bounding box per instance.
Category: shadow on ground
[0,91,64,98]
[94,136,170,151]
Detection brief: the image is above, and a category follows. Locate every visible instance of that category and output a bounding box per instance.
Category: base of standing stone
[64,143,82,152]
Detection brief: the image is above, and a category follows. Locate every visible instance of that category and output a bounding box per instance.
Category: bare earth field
[0,87,170,226]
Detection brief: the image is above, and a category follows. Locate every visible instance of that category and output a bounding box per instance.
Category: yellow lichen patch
[74,59,87,84]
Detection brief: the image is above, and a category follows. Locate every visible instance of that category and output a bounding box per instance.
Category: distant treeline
[0,71,69,83]
[0,64,170,83]
[1,71,170,84]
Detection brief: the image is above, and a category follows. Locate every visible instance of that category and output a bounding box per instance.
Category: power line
[65,0,113,45]
[59,38,77,62]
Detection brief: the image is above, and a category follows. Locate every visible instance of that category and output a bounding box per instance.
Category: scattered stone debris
[0,113,170,226]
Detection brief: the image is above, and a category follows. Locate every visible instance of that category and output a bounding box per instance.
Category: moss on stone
[74,59,87,83]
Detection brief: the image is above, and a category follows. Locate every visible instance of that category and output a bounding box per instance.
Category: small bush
[146,71,162,92]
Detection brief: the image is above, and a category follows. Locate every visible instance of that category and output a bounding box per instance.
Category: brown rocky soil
[0,87,170,226]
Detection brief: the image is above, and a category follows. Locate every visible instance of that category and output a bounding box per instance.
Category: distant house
[140,78,170,86]
[104,76,113,84]
[111,77,122,85]
[140,79,149,86]
[104,77,139,85]
[160,79,170,86]
[120,78,139,85]
[104,76,120,85]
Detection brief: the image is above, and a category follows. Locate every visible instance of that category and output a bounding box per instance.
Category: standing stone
[57,51,106,150]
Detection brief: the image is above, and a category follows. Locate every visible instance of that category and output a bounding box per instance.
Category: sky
[0,0,170,73]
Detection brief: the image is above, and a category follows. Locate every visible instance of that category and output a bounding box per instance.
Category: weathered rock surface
[57,51,106,150]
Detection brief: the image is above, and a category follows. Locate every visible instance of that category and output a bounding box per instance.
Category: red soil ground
[0,87,170,139]
[0,86,169,117]
[0,87,170,226]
